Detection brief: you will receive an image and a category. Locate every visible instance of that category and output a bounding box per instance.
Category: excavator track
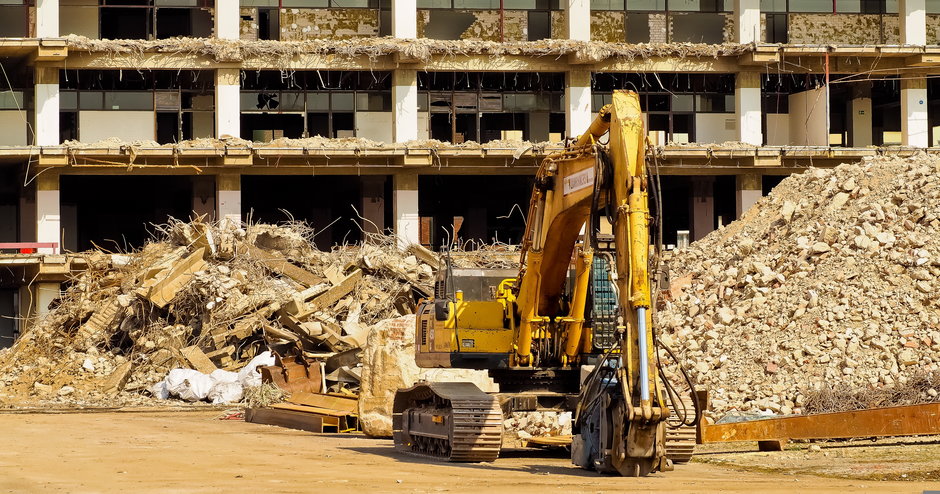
[393,382,503,462]
[665,395,697,464]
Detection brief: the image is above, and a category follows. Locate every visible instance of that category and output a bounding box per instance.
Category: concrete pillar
[361,176,386,234]
[690,176,715,241]
[394,172,419,248]
[848,84,872,147]
[735,173,762,218]
[566,0,590,41]
[566,70,592,139]
[393,69,418,143]
[216,173,241,225]
[36,0,58,37]
[216,69,240,139]
[734,0,760,44]
[900,0,927,45]
[36,172,59,254]
[902,77,929,148]
[735,71,763,146]
[214,0,240,40]
[392,0,417,38]
[34,66,59,146]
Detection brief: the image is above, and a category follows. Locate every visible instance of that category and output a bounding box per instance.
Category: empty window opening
[242,175,392,249]
[97,0,213,40]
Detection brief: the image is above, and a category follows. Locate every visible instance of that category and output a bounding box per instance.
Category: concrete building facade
[2,0,940,344]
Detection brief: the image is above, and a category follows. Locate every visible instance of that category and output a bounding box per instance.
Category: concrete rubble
[659,155,940,419]
[0,218,495,409]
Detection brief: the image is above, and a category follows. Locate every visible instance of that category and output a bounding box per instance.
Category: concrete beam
[394,172,419,248]
[900,0,927,45]
[735,71,763,146]
[34,66,59,147]
[735,173,762,218]
[215,0,240,40]
[392,0,417,39]
[216,69,240,139]
[734,0,760,44]
[216,173,241,225]
[393,69,418,143]
[902,77,928,148]
[566,70,592,139]
[36,0,58,38]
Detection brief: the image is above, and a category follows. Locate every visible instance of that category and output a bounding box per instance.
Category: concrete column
[690,176,715,241]
[902,77,929,148]
[36,172,59,254]
[394,172,419,248]
[566,70,592,139]
[900,0,927,45]
[34,66,59,146]
[214,0,240,40]
[848,84,872,147]
[392,0,417,38]
[393,69,418,143]
[34,282,60,317]
[734,0,760,44]
[735,173,762,218]
[36,0,58,37]
[361,176,386,234]
[566,0,590,41]
[735,71,763,146]
[216,69,240,139]
[216,173,241,225]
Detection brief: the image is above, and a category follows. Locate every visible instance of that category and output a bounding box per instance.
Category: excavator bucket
[260,352,323,394]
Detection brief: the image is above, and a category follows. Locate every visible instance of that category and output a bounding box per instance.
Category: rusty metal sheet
[701,403,940,443]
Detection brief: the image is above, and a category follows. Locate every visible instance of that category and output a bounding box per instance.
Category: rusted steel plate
[701,403,940,443]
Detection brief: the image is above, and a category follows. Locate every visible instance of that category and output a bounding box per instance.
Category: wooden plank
[295,269,362,319]
[700,403,940,444]
[180,346,218,374]
[243,244,324,287]
[245,407,329,433]
[140,247,207,308]
[287,391,358,413]
[271,403,351,418]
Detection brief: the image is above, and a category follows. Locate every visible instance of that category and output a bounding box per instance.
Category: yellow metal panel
[455,301,506,329]
[452,328,514,353]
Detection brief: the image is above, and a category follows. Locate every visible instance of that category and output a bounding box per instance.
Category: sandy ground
[0,410,935,493]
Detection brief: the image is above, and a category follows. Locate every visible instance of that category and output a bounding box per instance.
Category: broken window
[240,0,382,41]
[593,73,735,144]
[418,72,565,143]
[763,0,899,43]
[240,71,392,142]
[418,0,560,41]
[97,0,213,40]
[0,0,28,37]
[60,70,214,144]
[593,0,731,42]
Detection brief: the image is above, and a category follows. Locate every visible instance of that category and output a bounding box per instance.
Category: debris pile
[0,219,447,408]
[503,411,573,442]
[658,156,940,418]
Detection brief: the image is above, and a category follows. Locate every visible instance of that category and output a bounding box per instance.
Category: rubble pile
[503,411,573,442]
[658,156,940,418]
[0,219,451,408]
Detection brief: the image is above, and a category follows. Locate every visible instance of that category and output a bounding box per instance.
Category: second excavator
[392,90,700,476]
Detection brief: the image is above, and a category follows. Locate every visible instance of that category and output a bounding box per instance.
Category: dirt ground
[0,410,935,493]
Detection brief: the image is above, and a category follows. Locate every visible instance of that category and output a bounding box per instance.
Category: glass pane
[671,12,724,43]
[240,0,279,6]
[672,94,693,111]
[280,92,305,111]
[60,91,78,110]
[504,0,537,8]
[79,92,104,110]
[627,0,664,9]
[789,0,829,12]
[885,0,897,13]
[283,0,330,6]
[308,92,329,111]
[454,0,499,7]
[835,0,861,12]
[417,0,450,7]
[104,92,153,110]
[760,0,786,11]
[930,0,940,14]
[155,0,198,5]
[0,90,22,109]
[332,92,354,111]
[356,92,391,111]
[241,91,263,110]
[417,93,429,111]
[592,0,624,9]
[669,0,701,11]
[331,0,371,7]
[725,94,735,112]
[185,93,214,110]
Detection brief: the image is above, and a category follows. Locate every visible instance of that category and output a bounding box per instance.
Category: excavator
[392,90,699,477]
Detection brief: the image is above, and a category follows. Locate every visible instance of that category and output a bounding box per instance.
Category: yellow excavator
[392,90,699,476]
